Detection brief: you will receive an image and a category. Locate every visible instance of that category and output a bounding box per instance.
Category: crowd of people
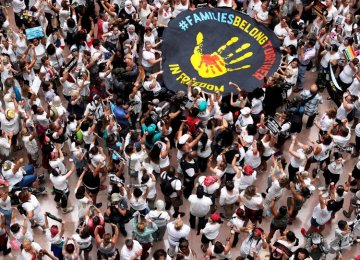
[0,0,359,259]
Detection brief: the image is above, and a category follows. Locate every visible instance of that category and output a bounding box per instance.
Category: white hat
[240,107,251,115]
[155,200,165,210]
[51,96,62,107]
[178,134,190,145]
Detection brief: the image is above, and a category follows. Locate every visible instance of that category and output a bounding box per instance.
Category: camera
[324,44,332,51]
[109,173,124,185]
[298,38,306,47]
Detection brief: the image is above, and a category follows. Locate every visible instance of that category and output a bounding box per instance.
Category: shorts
[84,185,100,195]
[80,244,93,252]
[311,217,320,227]
[201,234,213,244]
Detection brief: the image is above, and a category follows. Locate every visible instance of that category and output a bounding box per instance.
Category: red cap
[243,165,254,176]
[210,212,221,223]
[50,225,59,236]
[0,179,9,187]
[254,228,263,236]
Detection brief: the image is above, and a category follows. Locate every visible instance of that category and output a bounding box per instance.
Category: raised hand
[190,32,253,78]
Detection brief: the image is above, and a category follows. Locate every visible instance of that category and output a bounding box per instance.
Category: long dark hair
[199,132,209,153]
[148,142,162,164]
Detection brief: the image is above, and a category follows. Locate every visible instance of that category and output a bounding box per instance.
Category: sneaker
[63,206,74,214]
[301,228,307,236]
[343,210,351,218]
[318,186,327,191]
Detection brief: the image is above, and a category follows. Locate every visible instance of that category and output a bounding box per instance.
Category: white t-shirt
[0,113,20,134]
[50,174,68,191]
[283,36,298,48]
[312,204,331,225]
[2,163,23,186]
[22,242,42,260]
[240,191,263,210]
[219,187,239,206]
[235,173,257,191]
[274,24,289,39]
[22,195,45,225]
[120,239,143,260]
[290,149,305,168]
[319,113,334,131]
[202,222,221,240]
[320,51,340,68]
[339,64,356,84]
[142,50,155,68]
[72,233,92,250]
[129,196,148,211]
[167,222,191,246]
[188,195,212,217]
[22,136,39,155]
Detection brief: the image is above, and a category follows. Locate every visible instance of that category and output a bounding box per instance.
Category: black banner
[162,8,282,94]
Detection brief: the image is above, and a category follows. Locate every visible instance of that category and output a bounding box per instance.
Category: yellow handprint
[190,32,253,78]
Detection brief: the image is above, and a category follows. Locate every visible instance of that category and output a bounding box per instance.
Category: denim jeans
[16,165,37,188]
[297,64,307,90]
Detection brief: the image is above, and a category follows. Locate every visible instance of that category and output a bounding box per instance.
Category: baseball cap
[243,165,254,176]
[210,212,221,222]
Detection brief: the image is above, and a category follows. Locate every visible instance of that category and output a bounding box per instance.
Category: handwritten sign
[25,26,44,40]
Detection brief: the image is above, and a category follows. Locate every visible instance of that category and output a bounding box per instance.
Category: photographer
[294,39,316,92]
[105,192,131,237]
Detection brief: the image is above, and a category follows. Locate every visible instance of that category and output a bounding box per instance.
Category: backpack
[160,175,176,197]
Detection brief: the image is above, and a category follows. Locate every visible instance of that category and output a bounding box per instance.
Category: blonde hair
[174,219,183,230]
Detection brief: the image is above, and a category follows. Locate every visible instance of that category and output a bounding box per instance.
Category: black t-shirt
[83,170,100,189]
